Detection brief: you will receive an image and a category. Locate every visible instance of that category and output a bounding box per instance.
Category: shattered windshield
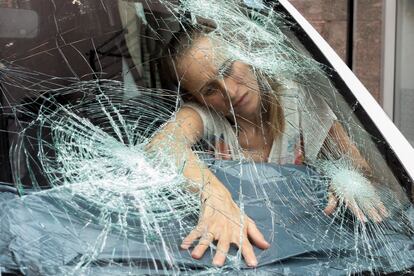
[0,0,413,275]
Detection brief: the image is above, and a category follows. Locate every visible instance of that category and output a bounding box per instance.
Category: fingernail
[248,261,258,267]
[191,252,201,259]
[212,261,223,267]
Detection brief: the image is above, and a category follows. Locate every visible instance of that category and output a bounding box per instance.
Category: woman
[151,26,386,267]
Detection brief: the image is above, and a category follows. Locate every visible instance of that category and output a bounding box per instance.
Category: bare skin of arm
[148,107,270,267]
[323,121,388,222]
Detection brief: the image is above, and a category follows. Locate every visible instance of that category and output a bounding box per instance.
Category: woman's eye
[204,86,219,96]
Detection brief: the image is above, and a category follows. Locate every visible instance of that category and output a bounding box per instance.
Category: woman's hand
[324,184,389,223]
[322,122,389,223]
[150,108,270,266]
[181,184,270,267]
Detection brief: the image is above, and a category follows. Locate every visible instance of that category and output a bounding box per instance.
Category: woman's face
[177,36,261,120]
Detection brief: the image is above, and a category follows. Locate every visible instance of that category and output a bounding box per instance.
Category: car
[0,0,413,275]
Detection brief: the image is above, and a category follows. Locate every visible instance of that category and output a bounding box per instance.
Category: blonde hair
[161,26,285,140]
[257,74,285,140]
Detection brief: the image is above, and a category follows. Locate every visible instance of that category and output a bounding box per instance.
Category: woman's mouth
[233,93,248,109]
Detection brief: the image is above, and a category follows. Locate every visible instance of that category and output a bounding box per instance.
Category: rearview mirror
[0,8,38,38]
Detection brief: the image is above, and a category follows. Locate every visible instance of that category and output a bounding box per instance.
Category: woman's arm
[326,121,370,172]
[148,107,269,267]
[322,121,388,222]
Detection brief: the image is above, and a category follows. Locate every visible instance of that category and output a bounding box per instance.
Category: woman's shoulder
[181,101,208,114]
[171,105,205,137]
[181,101,235,139]
[181,102,226,123]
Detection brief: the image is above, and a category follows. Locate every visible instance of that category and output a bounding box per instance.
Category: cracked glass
[0,0,413,275]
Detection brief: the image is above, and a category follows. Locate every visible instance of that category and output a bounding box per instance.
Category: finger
[181,228,203,249]
[324,192,338,216]
[246,218,270,249]
[366,207,382,223]
[346,199,368,223]
[359,198,386,223]
[191,232,215,259]
[239,238,258,267]
[212,237,230,267]
[223,143,231,160]
[214,139,222,160]
[376,201,389,218]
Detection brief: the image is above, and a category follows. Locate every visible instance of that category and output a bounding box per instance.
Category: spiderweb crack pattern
[0,0,413,275]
